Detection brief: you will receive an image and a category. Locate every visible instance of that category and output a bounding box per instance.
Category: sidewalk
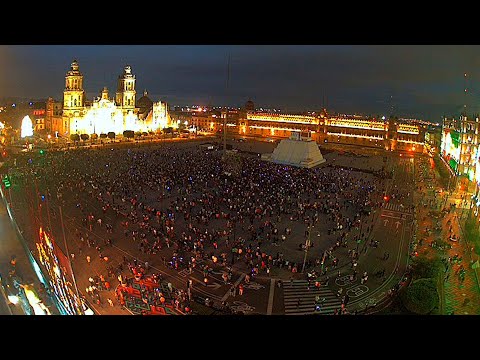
[443,206,480,315]
[414,157,480,315]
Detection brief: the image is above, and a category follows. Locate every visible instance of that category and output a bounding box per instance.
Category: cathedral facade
[62,60,171,136]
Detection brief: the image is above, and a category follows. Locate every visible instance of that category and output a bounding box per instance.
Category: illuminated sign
[33,109,46,116]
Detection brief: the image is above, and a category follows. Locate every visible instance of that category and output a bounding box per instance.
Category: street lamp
[301,226,311,273]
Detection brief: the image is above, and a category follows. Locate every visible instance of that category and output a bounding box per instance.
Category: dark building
[245,100,255,112]
[136,90,153,120]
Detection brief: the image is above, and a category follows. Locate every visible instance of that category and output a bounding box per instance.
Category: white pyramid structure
[261,132,326,168]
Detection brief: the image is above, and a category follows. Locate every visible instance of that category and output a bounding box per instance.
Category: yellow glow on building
[326,118,386,131]
[396,139,424,145]
[69,95,172,135]
[63,60,172,135]
[249,125,301,132]
[270,128,275,135]
[126,111,138,132]
[247,113,318,125]
[152,101,169,130]
[397,124,420,134]
[327,132,384,140]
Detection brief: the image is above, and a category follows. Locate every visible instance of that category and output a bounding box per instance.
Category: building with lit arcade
[226,101,426,153]
[56,60,171,137]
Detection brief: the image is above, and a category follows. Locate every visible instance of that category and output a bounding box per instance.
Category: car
[238,138,246,142]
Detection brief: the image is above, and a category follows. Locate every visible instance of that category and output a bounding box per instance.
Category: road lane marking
[267,278,275,315]
[381,214,404,220]
[221,273,245,302]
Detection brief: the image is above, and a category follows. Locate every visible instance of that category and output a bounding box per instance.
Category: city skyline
[1,45,480,122]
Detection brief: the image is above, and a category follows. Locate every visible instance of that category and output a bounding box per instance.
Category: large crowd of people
[11,142,390,314]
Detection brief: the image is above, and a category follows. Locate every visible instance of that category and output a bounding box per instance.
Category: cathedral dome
[137,90,153,108]
[136,90,153,117]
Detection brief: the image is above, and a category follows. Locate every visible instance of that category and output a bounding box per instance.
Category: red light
[383,196,389,202]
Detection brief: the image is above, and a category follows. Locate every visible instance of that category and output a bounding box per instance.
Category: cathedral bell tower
[63,59,85,136]
[115,65,136,111]
[63,60,85,114]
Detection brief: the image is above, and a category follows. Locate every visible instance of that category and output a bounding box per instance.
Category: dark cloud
[1,45,479,122]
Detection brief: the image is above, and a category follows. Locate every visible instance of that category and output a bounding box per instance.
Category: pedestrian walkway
[283,280,341,315]
[443,208,480,315]
[384,202,413,214]
[414,156,480,315]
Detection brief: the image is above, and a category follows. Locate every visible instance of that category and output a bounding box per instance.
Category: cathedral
[62,60,171,136]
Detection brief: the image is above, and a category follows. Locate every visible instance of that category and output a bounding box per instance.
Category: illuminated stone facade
[241,112,319,139]
[239,109,425,152]
[46,97,64,135]
[323,116,387,148]
[61,60,171,136]
[441,115,479,180]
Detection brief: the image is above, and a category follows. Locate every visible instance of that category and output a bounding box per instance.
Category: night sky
[1,45,479,122]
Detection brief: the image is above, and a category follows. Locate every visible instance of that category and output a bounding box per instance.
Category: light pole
[301,226,311,273]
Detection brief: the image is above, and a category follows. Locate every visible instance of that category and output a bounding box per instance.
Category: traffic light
[2,175,11,189]
[39,149,44,155]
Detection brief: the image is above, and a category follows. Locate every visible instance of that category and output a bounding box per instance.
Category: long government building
[192,100,427,153]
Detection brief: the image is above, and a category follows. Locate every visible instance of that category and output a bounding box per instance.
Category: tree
[123,130,134,139]
[134,131,142,137]
[99,133,107,139]
[80,134,89,141]
[91,133,98,141]
[107,132,115,140]
[70,134,80,142]
[400,278,439,315]
[411,256,444,281]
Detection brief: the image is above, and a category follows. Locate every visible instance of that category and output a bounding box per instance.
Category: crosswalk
[283,280,342,315]
[384,202,413,214]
